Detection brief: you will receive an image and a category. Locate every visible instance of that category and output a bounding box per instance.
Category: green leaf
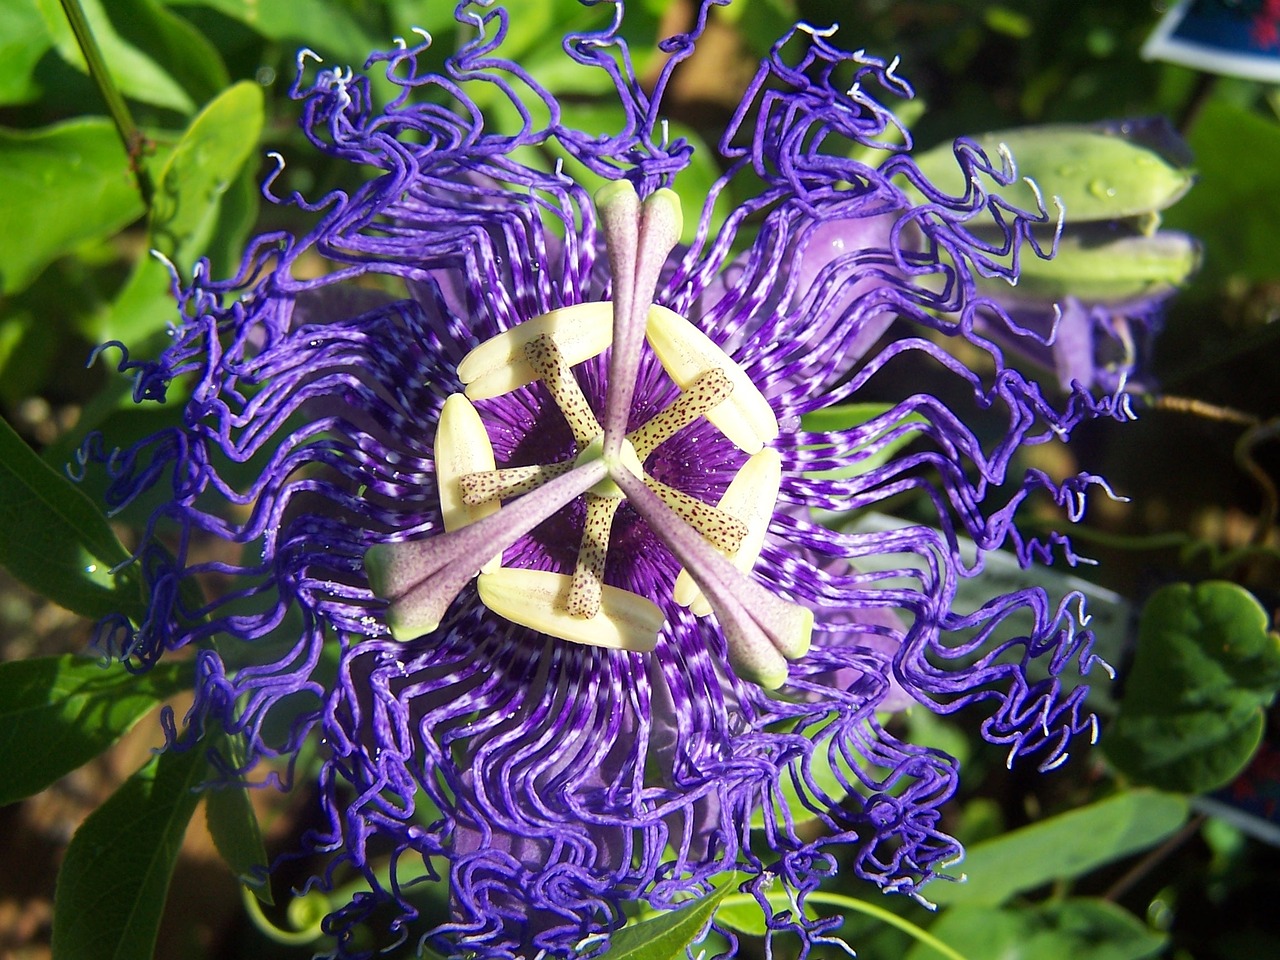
[716,891,816,937]
[0,307,60,405]
[150,81,265,268]
[92,251,177,344]
[34,0,196,113]
[1163,101,1280,287]
[1104,581,1280,793]
[912,125,1193,224]
[0,0,53,105]
[604,874,738,960]
[0,414,146,621]
[718,0,799,57]
[165,0,378,63]
[203,162,261,278]
[108,0,229,107]
[926,790,1188,907]
[0,117,142,295]
[52,745,209,960]
[93,83,266,342]
[205,735,273,904]
[905,898,1165,960]
[0,655,192,805]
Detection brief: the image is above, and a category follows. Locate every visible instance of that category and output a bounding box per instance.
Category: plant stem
[241,888,325,947]
[1102,813,1206,904]
[1236,419,1280,546]
[58,0,153,208]
[1142,394,1260,427]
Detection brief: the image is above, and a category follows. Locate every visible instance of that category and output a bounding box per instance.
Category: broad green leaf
[92,252,177,344]
[203,162,261,278]
[0,308,60,405]
[51,745,209,960]
[905,898,1165,960]
[718,0,798,57]
[603,874,738,960]
[165,0,378,63]
[716,891,815,937]
[0,655,192,805]
[94,83,265,342]
[913,125,1192,223]
[476,0,602,65]
[0,118,142,295]
[926,790,1188,907]
[1104,581,1280,793]
[205,735,273,904]
[0,0,52,105]
[0,414,146,621]
[150,81,265,268]
[106,0,228,107]
[34,0,195,113]
[1163,101,1280,287]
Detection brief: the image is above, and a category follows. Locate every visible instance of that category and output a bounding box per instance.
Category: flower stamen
[365,460,607,641]
[674,448,783,617]
[646,305,779,454]
[435,394,502,572]
[612,468,812,689]
[368,184,803,684]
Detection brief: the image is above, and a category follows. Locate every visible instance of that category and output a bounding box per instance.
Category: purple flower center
[364,182,814,687]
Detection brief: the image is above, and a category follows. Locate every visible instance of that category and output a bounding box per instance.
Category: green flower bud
[984,228,1201,306]
[914,122,1194,223]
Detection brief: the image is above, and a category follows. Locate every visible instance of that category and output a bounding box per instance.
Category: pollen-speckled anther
[611,467,812,689]
[478,567,663,651]
[434,394,502,573]
[674,448,783,616]
[365,459,607,641]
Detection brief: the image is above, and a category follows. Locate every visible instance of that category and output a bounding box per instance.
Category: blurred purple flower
[89,3,1123,957]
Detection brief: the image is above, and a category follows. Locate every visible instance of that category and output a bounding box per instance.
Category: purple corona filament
[86,4,1125,958]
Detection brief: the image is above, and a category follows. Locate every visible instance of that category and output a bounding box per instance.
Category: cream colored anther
[434,394,503,573]
[645,305,779,454]
[478,567,664,651]
[674,448,782,616]
[457,302,614,400]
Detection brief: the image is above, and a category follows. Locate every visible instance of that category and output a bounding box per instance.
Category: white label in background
[1142,0,1280,84]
